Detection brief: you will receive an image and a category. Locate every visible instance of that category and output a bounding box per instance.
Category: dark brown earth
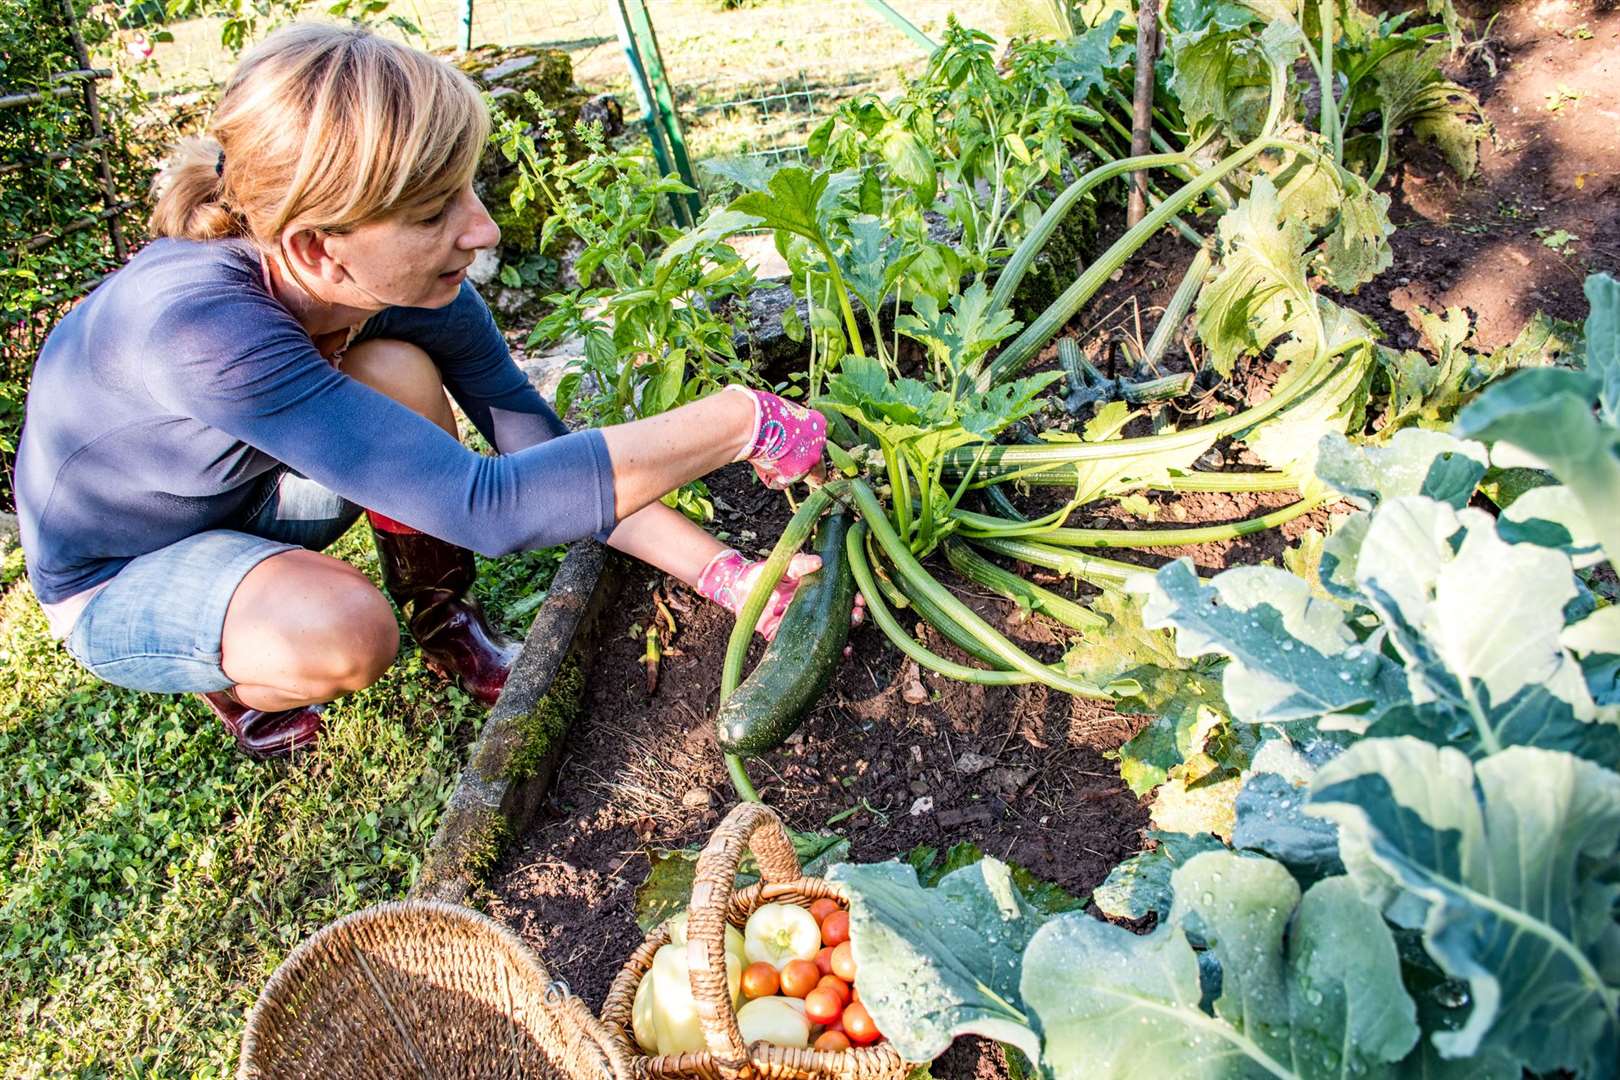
[483,4,1620,1076]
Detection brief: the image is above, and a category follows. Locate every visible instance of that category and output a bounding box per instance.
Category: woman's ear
[282,226,346,287]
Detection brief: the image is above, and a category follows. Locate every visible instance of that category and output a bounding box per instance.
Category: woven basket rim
[239,898,621,1079]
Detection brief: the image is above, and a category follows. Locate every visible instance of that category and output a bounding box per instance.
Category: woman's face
[321,181,501,310]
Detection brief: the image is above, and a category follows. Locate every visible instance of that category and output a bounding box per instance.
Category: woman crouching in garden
[13,23,835,759]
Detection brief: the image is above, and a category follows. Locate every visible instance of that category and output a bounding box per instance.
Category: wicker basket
[601,803,911,1080]
[240,899,634,1080]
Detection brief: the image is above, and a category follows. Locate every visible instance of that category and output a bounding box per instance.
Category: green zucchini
[715,509,856,756]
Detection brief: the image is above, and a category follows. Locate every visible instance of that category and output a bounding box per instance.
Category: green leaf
[1309,739,1620,1074]
[655,208,758,276]
[1196,176,1316,376]
[1137,560,1402,730]
[1354,498,1599,728]
[727,165,832,247]
[1092,830,1227,922]
[1313,429,1488,510]
[1048,11,1128,103]
[904,843,1087,917]
[1165,8,1299,143]
[829,858,1047,1064]
[498,264,522,287]
[1372,46,1487,180]
[879,126,937,201]
[1232,771,1343,883]
[1317,184,1394,293]
[1024,852,1419,1079]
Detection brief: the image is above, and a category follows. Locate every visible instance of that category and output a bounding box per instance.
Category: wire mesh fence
[138,0,998,183]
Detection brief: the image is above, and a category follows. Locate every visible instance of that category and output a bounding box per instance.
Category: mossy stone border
[411,538,621,903]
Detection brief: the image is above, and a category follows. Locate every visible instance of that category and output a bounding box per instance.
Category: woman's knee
[223,551,399,695]
[318,572,401,691]
[340,338,456,436]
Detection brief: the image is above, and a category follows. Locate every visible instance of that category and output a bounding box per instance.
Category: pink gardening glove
[726,385,828,490]
[696,549,821,640]
[696,549,866,641]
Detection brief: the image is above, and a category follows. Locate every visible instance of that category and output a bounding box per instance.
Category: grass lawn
[0,523,564,1077]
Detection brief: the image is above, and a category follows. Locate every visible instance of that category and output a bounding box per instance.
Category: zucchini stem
[850,480,1111,698]
[847,525,1045,685]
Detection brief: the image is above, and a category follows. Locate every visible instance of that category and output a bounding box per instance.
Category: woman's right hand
[727,386,828,489]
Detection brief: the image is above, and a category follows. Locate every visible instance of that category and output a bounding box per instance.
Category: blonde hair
[149,23,489,247]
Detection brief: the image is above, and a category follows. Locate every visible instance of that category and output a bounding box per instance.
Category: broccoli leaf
[1310,739,1620,1075]
[1456,273,1620,570]
[828,858,1048,1064]
[1025,852,1420,1079]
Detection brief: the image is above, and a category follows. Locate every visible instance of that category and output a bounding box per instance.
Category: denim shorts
[63,469,363,693]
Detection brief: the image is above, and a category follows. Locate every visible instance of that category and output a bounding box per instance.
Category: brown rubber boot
[366,510,520,707]
[196,690,324,759]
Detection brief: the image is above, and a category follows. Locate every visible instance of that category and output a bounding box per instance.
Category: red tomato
[820,910,850,947]
[814,1030,851,1052]
[740,962,779,999]
[814,945,835,976]
[842,1002,881,1046]
[808,898,841,924]
[780,959,820,998]
[805,987,843,1026]
[830,941,856,981]
[816,975,851,1004]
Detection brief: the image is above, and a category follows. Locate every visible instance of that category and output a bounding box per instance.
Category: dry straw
[239,899,633,1079]
[601,803,912,1080]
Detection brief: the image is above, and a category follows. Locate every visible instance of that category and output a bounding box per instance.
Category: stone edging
[410,538,621,904]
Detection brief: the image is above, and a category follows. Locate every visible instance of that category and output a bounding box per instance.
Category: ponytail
[148,136,248,241]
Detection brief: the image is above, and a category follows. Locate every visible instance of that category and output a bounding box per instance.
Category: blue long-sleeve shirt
[14,236,617,605]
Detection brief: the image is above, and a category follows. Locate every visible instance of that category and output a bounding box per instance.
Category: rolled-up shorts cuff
[65,531,301,694]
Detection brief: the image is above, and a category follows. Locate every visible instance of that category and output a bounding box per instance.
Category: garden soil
[484,4,1620,1075]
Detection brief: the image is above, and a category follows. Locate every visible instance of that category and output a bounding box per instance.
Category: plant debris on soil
[482,5,1620,1075]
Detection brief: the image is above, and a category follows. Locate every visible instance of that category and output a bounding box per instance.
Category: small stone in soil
[910,796,935,816]
[681,788,714,809]
[955,750,995,776]
[984,766,1037,800]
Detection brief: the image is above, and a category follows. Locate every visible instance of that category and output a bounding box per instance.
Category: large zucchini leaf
[1309,738,1620,1075]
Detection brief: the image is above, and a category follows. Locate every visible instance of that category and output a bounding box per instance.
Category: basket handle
[686,803,802,1071]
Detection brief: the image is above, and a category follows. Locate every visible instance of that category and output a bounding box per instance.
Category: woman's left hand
[726,386,828,490]
[697,549,866,641]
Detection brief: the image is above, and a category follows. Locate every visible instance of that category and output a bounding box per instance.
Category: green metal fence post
[461,0,474,52]
[611,0,680,214]
[621,0,702,225]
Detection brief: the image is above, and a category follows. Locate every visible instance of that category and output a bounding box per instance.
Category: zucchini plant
[690,5,1504,801]
[829,278,1620,1076]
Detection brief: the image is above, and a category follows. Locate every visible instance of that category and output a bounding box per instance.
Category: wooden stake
[1127,0,1160,228]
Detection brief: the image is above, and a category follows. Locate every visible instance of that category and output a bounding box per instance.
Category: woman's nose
[460,192,501,251]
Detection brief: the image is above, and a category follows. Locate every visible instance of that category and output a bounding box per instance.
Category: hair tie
[215,150,225,178]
